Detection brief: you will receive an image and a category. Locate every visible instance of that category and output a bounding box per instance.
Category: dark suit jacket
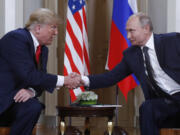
[88,33,180,100]
[0,28,57,114]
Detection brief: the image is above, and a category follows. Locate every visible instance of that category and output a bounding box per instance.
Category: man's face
[126,16,149,46]
[36,23,58,45]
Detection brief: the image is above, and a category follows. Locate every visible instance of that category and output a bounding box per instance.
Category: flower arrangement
[77,91,98,105]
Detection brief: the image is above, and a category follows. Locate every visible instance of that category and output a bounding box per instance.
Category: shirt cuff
[81,75,90,87]
[56,75,64,89]
[28,88,36,97]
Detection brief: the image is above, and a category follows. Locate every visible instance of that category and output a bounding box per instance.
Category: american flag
[64,0,90,102]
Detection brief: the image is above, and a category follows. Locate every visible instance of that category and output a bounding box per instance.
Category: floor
[36,127,58,135]
[36,126,140,135]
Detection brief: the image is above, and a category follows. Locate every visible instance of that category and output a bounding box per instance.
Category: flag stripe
[107,21,128,69]
[82,7,87,33]
[74,11,83,33]
[112,0,133,47]
[65,44,81,73]
[64,66,68,75]
[128,0,138,13]
[69,89,76,101]
[83,44,90,74]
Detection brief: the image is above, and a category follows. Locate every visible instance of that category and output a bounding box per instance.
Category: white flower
[77,91,98,101]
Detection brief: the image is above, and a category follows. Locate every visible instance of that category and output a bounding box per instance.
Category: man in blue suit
[0,8,79,135]
[72,12,180,135]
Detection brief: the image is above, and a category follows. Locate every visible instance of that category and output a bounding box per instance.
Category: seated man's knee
[139,100,153,115]
[25,98,44,115]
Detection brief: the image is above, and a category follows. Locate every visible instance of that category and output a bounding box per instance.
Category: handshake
[64,72,85,89]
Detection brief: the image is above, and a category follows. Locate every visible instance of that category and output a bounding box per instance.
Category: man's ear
[34,24,41,35]
[144,25,150,33]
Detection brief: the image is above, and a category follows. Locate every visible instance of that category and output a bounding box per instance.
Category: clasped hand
[64,72,84,89]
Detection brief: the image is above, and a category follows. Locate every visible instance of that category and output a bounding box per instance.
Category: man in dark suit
[73,12,180,135]
[0,8,79,135]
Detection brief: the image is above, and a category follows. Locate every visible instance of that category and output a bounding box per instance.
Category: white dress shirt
[143,34,180,95]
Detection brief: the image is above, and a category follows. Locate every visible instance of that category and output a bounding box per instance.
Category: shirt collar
[144,33,154,50]
[30,32,40,52]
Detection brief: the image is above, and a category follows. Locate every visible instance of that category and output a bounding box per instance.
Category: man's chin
[131,43,142,46]
[131,44,138,46]
[45,42,53,45]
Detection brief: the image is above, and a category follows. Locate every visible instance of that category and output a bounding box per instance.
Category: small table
[56,105,121,135]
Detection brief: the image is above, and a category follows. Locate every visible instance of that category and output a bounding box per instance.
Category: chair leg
[0,127,10,135]
[0,126,36,135]
[32,126,36,135]
[160,128,180,135]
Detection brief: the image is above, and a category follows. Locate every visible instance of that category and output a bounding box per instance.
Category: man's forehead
[129,16,138,22]
[127,17,139,26]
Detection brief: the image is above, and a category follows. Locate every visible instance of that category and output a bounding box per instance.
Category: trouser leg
[139,100,159,135]
[139,98,180,135]
[9,98,44,135]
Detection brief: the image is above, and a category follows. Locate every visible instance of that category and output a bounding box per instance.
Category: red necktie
[35,45,42,64]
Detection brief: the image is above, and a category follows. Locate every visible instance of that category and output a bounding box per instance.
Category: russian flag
[106,0,139,100]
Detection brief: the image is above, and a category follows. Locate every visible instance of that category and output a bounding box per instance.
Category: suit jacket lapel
[24,28,36,59]
[135,46,146,72]
[154,34,165,68]
[40,46,48,72]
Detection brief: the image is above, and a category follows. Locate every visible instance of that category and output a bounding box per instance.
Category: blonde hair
[25,8,60,29]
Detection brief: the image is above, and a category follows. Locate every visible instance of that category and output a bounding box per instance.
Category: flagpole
[115,85,119,126]
[69,95,72,126]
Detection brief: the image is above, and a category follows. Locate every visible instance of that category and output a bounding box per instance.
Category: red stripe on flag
[64,66,68,76]
[69,86,85,102]
[107,21,128,69]
[74,12,83,33]
[80,86,85,92]
[118,75,138,100]
[83,43,90,73]
[66,19,83,62]
[65,43,80,73]
[69,89,77,101]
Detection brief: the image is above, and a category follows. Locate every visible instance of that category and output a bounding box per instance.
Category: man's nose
[54,28,58,35]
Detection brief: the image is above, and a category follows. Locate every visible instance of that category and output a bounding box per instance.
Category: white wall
[15,0,24,28]
[5,0,16,32]
[23,0,43,26]
[0,0,5,38]
[2,0,24,34]
[166,0,180,32]
[175,0,180,32]
[167,0,176,32]
[148,0,167,33]
[148,0,180,33]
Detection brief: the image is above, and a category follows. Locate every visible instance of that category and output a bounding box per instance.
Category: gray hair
[132,12,153,31]
[25,8,61,30]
